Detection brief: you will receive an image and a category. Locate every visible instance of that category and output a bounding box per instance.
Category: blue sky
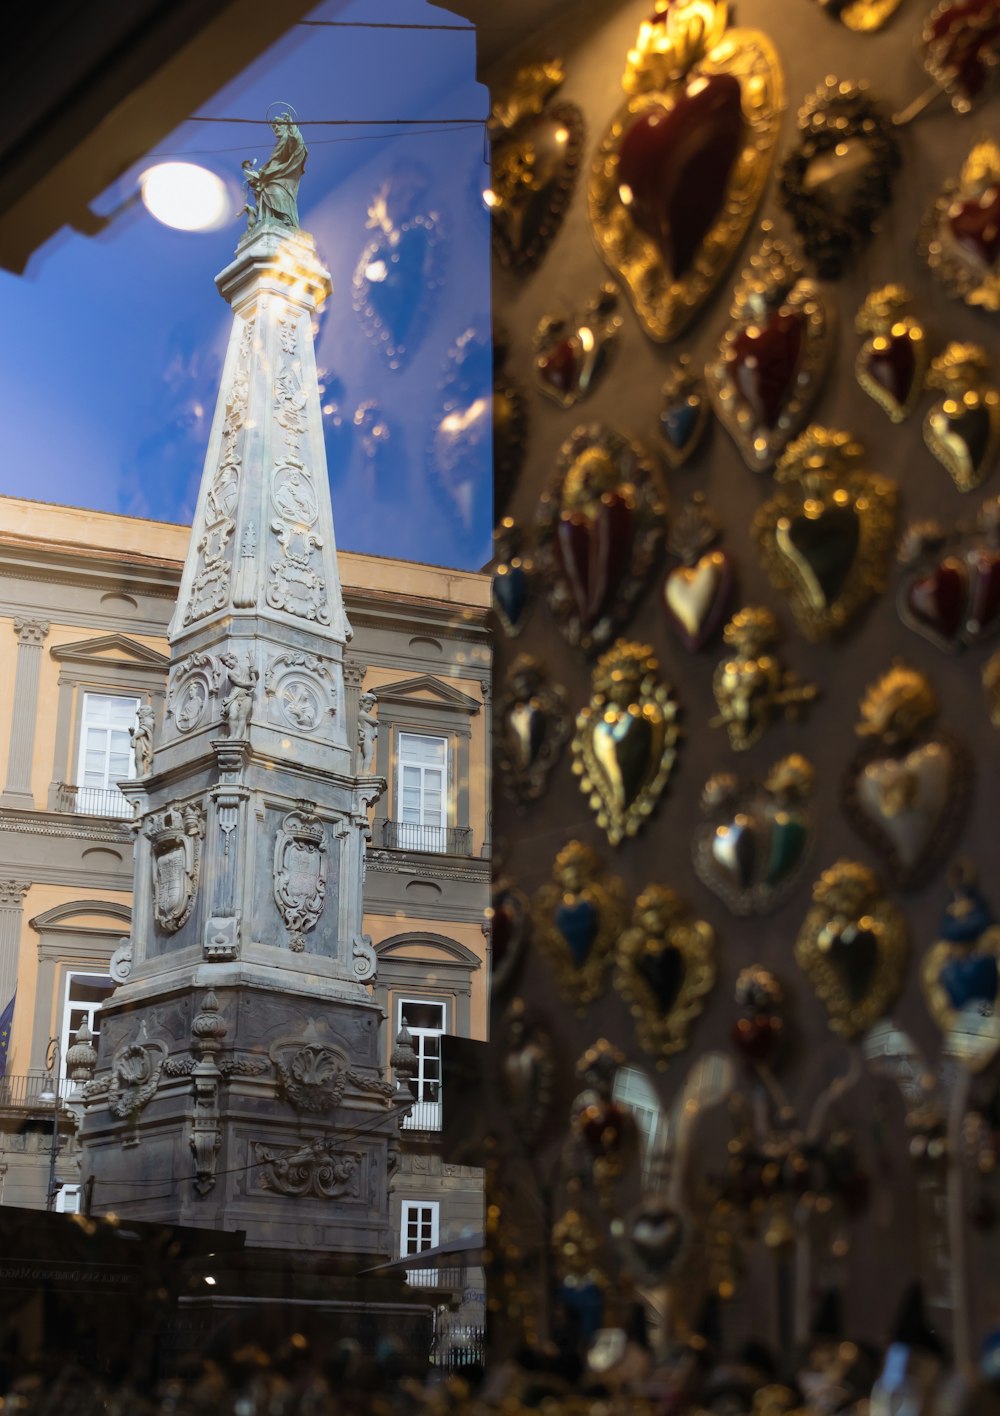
[0,0,492,571]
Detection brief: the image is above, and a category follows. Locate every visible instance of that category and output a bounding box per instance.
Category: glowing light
[204,1275,217,1286]
[554,126,569,143]
[140,162,230,232]
[365,258,388,282]
[618,183,634,206]
[482,188,499,208]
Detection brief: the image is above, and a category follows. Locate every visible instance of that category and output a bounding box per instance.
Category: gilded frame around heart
[795,859,908,1039]
[753,426,899,642]
[614,885,715,1061]
[588,0,783,342]
[572,641,681,846]
[533,840,628,1010]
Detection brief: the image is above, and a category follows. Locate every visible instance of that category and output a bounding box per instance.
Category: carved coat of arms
[147,804,204,933]
[274,809,327,950]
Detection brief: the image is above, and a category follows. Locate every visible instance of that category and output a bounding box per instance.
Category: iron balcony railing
[400,1099,442,1132]
[379,820,473,855]
[0,1074,82,1108]
[404,1264,469,1291]
[55,783,133,820]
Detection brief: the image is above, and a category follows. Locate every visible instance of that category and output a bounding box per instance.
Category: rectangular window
[396,732,448,852]
[60,972,115,1083]
[76,692,141,817]
[400,1199,439,1287]
[55,1184,82,1214]
[399,997,445,1131]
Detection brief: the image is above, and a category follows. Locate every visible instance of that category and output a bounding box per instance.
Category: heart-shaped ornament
[921,139,1000,314]
[693,756,816,916]
[573,642,680,845]
[754,427,898,642]
[588,0,782,341]
[924,343,1000,493]
[622,1200,689,1282]
[429,328,492,546]
[352,177,445,370]
[842,663,971,890]
[659,356,710,468]
[662,495,734,652]
[534,840,627,1009]
[897,500,1000,652]
[855,286,930,423]
[534,285,622,409]
[922,865,1000,1071]
[491,518,533,638]
[920,0,1000,114]
[796,859,908,1039]
[615,885,716,1059]
[779,80,901,280]
[535,424,668,654]
[497,654,571,806]
[489,61,584,271]
[706,233,834,472]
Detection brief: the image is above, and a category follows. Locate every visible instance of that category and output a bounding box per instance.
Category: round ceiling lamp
[139,162,231,232]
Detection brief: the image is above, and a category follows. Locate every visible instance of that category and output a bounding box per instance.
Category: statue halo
[266,101,300,125]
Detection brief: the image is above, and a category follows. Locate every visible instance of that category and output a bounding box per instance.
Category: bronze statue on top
[241,107,307,233]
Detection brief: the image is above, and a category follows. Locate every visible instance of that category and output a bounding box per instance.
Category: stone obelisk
[79,114,410,1257]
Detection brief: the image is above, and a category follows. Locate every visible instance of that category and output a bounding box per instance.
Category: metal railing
[400,1099,442,1132]
[379,820,472,855]
[0,1074,61,1109]
[55,783,133,820]
[404,1264,468,1291]
[432,1322,487,1370]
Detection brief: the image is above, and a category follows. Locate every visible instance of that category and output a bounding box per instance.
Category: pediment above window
[373,674,480,715]
[51,634,169,674]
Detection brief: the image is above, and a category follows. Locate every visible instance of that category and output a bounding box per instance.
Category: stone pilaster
[343,658,367,773]
[0,880,29,1017]
[479,678,491,859]
[1,619,49,809]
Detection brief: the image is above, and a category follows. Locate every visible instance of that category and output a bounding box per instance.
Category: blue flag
[0,993,14,1078]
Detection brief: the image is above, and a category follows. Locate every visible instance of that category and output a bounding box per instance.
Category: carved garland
[107,1041,166,1121]
[273,1041,347,1113]
[185,317,255,624]
[266,308,331,624]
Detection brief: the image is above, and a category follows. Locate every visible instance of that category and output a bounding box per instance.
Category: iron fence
[55,783,133,820]
[379,820,472,855]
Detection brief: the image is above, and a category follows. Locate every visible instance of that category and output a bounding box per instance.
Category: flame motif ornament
[896,498,1000,652]
[813,0,906,30]
[855,286,931,423]
[488,60,585,272]
[572,641,681,846]
[920,140,1000,313]
[533,841,627,1010]
[662,495,735,652]
[614,885,715,1064]
[533,285,622,409]
[921,862,1000,1071]
[534,423,669,654]
[796,860,908,1039]
[491,518,534,639]
[711,607,819,752]
[498,654,572,806]
[778,79,901,280]
[588,0,783,343]
[841,663,972,890]
[658,355,710,468]
[693,755,816,917]
[705,232,834,472]
[732,965,785,1066]
[753,427,899,642]
[351,172,445,370]
[923,343,1000,493]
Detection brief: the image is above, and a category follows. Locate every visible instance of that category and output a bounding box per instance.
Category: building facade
[0,494,489,1318]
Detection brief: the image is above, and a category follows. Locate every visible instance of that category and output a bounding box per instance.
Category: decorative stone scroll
[273,808,327,951]
[109,937,133,983]
[352,931,377,982]
[146,803,205,933]
[264,651,337,733]
[166,653,225,735]
[255,1136,361,1199]
[185,317,255,624]
[271,1036,348,1113]
[266,306,331,625]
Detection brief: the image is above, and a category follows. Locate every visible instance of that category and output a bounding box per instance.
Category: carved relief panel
[264,651,338,736]
[165,653,225,737]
